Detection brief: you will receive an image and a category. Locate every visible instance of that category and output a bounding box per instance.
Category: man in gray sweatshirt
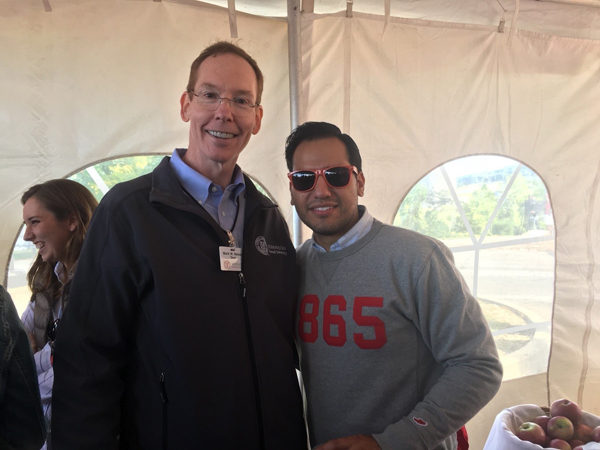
[285,122,503,450]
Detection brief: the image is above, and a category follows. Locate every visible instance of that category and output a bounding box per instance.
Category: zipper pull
[238,272,246,298]
[160,372,168,403]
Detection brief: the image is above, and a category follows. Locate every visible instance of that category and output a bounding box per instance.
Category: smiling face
[290,137,365,251]
[22,196,76,265]
[180,53,263,182]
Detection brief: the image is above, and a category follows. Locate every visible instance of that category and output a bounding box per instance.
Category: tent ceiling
[33,0,600,40]
[152,0,600,41]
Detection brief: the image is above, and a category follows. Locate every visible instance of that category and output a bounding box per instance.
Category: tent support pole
[287,0,304,247]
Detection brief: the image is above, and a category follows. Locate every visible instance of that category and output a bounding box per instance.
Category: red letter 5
[353,297,387,349]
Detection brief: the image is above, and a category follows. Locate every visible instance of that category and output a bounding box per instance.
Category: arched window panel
[69,155,167,201]
[8,154,273,317]
[394,155,555,381]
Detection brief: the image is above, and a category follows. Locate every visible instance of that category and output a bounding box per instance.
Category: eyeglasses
[288,165,358,192]
[46,318,60,342]
[188,90,259,115]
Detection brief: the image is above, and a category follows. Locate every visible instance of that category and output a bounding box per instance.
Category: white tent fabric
[1,1,599,448]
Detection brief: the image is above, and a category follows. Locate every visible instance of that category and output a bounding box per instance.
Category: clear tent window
[394,155,554,381]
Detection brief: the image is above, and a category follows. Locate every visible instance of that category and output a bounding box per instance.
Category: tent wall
[0,0,293,271]
[300,14,600,446]
[1,1,599,448]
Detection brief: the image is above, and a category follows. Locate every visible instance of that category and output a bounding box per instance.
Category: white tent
[1,0,599,447]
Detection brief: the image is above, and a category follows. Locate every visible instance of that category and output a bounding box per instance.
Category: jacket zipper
[238,272,266,449]
[160,372,168,450]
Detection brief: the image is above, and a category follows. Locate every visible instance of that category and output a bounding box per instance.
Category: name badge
[219,246,242,271]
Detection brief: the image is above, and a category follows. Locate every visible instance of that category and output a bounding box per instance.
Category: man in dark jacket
[0,285,46,450]
[51,42,307,449]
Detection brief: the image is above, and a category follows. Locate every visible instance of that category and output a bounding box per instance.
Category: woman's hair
[21,179,98,297]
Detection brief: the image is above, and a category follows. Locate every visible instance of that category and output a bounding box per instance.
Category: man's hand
[315,434,381,450]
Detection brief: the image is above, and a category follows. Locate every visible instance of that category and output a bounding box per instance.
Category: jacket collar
[149,155,278,222]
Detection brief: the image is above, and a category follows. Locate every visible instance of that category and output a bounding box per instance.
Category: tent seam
[300,11,600,46]
[577,158,600,406]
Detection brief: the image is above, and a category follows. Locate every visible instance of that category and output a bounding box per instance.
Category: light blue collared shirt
[312,205,373,252]
[170,148,246,248]
[53,261,69,286]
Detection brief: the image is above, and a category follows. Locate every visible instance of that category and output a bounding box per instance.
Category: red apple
[548,438,571,450]
[548,416,574,441]
[516,421,546,446]
[592,425,600,442]
[551,399,582,426]
[533,415,551,431]
[568,440,584,447]
[572,446,584,450]
[573,423,593,443]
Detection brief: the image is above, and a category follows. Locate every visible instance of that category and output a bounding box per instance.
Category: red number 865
[298,295,387,349]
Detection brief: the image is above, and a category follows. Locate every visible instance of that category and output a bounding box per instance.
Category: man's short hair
[186,41,264,105]
[284,121,362,172]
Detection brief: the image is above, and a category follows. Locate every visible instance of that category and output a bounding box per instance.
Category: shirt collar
[312,205,373,252]
[169,148,245,204]
[54,261,73,285]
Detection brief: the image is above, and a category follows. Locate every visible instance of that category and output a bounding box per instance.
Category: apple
[572,446,585,450]
[573,423,593,443]
[592,425,600,442]
[548,438,571,450]
[548,416,575,441]
[533,415,551,431]
[516,421,546,446]
[551,399,582,426]
[568,440,584,447]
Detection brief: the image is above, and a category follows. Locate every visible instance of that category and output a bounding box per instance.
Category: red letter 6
[323,295,347,347]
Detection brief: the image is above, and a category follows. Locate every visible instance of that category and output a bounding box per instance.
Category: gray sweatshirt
[296,219,503,449]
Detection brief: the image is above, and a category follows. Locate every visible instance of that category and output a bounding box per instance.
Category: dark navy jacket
[52,157,307,449]
[0,285,46,449]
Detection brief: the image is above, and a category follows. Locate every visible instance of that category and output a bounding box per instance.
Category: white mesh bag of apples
[483,399,600,450]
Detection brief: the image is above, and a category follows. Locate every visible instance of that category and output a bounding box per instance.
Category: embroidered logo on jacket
[255,236,269,255]
[255,236,288,256]
[413,417,428,426]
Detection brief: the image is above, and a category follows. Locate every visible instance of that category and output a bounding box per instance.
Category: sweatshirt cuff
[373,417,429,450]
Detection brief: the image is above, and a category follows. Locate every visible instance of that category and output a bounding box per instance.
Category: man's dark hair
[284,121,362,172]
[186,41,264,105]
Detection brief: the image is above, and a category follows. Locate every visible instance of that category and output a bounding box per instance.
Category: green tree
[395,181,455,238]
[394,183,428,233]
[463,184,497,235]
[69,155,165,201]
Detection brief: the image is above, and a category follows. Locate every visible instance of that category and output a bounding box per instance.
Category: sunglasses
[288,165,358,192]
